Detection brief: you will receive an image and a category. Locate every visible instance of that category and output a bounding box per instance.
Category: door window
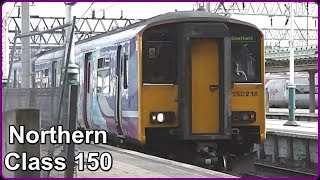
[97,56,111,94]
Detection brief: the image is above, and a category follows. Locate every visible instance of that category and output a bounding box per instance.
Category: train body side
[74,26,145,143]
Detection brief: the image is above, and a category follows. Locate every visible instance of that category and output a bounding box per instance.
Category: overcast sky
[3,2,317,26]
[2,2,318,47]
[3,2,196,19]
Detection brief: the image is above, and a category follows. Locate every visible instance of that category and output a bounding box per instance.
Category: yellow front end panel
[141,85,179,129]
[231,84,265,141]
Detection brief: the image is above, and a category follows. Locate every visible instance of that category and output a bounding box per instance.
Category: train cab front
[140,22,232,141]
[138,18,265,169]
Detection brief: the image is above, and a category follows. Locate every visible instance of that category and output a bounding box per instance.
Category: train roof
[30,11,263,60]
[76,11,263,45]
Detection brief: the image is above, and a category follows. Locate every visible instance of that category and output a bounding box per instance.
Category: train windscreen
[142,24,177,84]
[229,24,262,83]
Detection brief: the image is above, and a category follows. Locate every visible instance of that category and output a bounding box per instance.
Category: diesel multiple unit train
[7,11,266,170]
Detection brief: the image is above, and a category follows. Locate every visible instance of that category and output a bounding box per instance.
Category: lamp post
[21,2,31,88]
[284,2,299,126]
[64,3,79,178]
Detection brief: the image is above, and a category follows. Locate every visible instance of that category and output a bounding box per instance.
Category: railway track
[243,163,318,178]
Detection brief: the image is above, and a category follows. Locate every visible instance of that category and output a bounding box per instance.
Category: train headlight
[232,111,256,122]
[157,113,165,123]
[242,114,249,121]
[150,112,175,124]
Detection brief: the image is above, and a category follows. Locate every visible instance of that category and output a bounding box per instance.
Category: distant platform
[266,119,318,139]
[75,144,236,178]
[267,108,318,122]
[268,108,318,114]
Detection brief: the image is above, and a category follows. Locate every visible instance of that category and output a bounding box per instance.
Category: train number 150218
[232,91,258,97]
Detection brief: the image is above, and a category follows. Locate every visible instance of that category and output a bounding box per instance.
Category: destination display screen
[228,24,262,83]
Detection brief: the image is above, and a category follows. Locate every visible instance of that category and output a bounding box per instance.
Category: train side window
[44,69,49,76]
[116,45,122,77]
[17,71,21,88]
[31,61,35,88]
[98,57,110,69]
[42,69,49,88]
[88,62,91,93]
[97,56,111,94]
[98,58,103,68]
[35,71,41,88]
[123,53,128,89]
[13,70,17,88]
[84,52,93,93]
[2,80,7,88]
[52,61,57,87]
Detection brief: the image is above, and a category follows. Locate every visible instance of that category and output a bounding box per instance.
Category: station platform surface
[268,108,318,115]
[75,144,236,178]
[266,119,318,139]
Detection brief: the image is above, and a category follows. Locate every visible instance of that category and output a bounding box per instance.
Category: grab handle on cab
[209,85,219,92]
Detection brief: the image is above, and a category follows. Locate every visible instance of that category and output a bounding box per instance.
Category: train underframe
[80,124,259,174]
[145,126,260,173]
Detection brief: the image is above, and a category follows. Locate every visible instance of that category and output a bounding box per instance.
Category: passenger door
[83,53,94,128]
[178,23,231,140]
[115,45,125,137]
[191,39,220,134]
